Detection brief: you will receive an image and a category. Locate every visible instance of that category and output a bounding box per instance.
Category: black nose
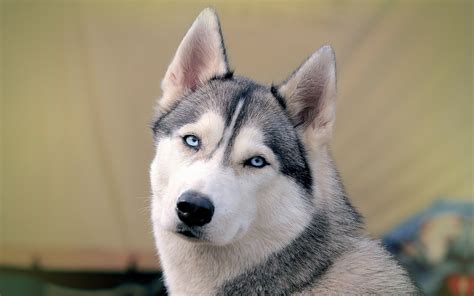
[176,191,214,227]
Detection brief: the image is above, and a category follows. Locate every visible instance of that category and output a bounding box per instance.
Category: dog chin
[170,223,246,246]
[174,223,207,242]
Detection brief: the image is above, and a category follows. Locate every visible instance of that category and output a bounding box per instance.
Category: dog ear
[277,45,337,143]
[159,8,229,112]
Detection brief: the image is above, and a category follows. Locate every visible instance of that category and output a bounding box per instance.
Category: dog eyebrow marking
[210,98,245,160]
[221,98,245,147]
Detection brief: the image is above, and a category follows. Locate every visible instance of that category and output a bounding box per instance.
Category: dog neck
[155,207,313,295]
[214,148,363,295]
[155,147,363,296]
[215,213,341,295]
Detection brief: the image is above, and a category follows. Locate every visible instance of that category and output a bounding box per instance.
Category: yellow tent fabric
[1,1,472,270]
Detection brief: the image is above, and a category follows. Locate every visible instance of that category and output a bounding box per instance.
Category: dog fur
[149,8,417,295]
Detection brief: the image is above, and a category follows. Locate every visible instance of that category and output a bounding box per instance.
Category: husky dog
[150,8,417,295]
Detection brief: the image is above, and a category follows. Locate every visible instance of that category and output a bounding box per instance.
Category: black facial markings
[221,104,244,164]
[152,77,314,198]
[246,88,313,194]
[263,129,313,195]
[219,79,313,193]
[221,85,258,164]
[205,98,238,159]
[152,89,212,141]
[205,85,249,159]
[215,13,230,70]
[151,96,189,138]
[223,85,251,127]
[270,84,287,110]
[291,138,313,193]
[206,129,227,160]
[210,70,234,81]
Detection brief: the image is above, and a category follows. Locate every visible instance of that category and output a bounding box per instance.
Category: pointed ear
[159,8,229,112]
[277,45,337,143]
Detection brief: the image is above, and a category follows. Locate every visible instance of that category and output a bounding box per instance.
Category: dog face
[150,9,337,246]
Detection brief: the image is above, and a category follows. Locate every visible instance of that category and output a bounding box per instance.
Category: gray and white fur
[149,8,418,295]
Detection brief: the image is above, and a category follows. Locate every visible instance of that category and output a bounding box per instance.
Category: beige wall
[1,0,472,270]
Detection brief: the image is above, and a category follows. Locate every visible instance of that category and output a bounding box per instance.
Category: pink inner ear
[293,73,326,128]
[163,12,228,97]
[180,30,212,91]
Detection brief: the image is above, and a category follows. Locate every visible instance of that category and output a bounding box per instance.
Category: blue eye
[246,156,268,168]
[183,135,200,149]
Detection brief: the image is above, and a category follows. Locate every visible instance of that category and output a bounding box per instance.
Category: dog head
[150,8,337,246]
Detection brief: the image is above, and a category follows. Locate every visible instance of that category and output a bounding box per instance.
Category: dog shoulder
[298,237,419,295]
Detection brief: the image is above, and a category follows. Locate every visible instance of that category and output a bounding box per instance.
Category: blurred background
[1,0,472,295]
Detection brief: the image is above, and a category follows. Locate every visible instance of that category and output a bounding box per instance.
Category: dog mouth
[176,224,203,240]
